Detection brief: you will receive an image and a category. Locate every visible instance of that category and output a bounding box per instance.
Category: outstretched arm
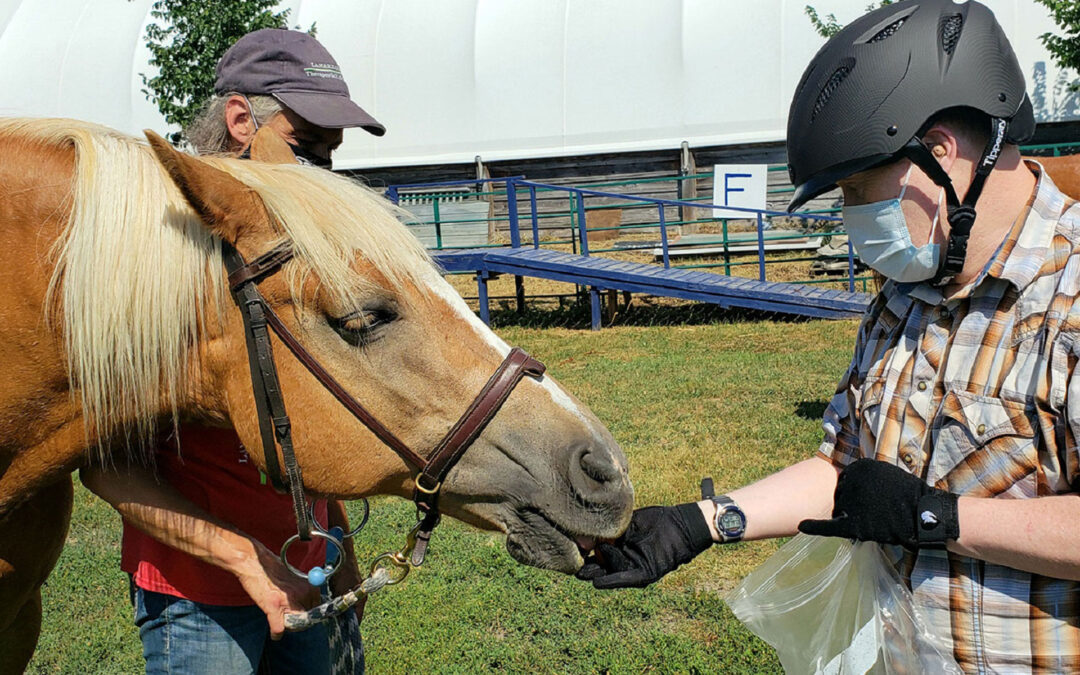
[578,456,840,589]
[79,463,320,638]
[718,455,839,540]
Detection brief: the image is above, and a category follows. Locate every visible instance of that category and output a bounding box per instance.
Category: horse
[0,118,635,672]
[1037,153,1080,199]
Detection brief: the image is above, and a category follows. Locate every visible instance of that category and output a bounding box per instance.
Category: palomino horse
[0,119,634,671]
[1038,153,1080,199]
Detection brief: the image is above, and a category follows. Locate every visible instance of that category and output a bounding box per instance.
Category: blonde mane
[0,118,432,450]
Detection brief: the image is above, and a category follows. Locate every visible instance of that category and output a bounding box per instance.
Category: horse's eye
[329,308,398,347]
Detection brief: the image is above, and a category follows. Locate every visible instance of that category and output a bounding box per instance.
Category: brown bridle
[222,240,545,565]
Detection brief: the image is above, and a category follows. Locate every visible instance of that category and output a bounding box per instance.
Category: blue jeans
[134,587,332,674]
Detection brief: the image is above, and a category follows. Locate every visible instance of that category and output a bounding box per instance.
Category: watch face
[720,510,744,532]
[721,505,747,537]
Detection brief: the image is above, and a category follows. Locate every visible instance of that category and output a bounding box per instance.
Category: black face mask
[236,139,331,169]
[287,142,332,169]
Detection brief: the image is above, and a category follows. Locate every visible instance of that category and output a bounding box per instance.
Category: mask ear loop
[240,94,260,132]
[897,163,914,201]
[930,187,945,236]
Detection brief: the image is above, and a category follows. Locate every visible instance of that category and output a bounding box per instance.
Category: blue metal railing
[502,178,861,293]
[385,175,868,318]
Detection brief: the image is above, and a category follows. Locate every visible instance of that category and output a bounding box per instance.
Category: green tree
[805,2,895,39]
[140,0,301,135]
[1033,0,1080,89]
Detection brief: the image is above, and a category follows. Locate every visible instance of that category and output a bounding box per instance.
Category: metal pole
[847,238,856,293]
[722,219,731,276]
[529,185,540,249]
[569,192,578,255]
[658,204,670,269]
[576,191,590,257]
[590,287,601,330]
[506,178,521,249]
[515,275,525,314]
[756,212,766,282]
[433,197,443,250]
[476,271,490,325]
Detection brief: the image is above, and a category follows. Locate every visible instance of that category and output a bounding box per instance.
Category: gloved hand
[798,458,959,550]
[576,503,714,589]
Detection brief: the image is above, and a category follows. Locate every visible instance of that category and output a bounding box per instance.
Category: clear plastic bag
[726,534,960,675]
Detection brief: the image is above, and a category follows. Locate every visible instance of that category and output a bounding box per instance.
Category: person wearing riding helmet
[578,1,1080,670]
[81,29,382,674]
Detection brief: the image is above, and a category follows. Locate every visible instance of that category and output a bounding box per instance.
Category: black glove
[798,458,959,550]
[576,503,714,589]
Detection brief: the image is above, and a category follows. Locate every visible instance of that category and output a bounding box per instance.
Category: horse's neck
[0,139,87,506]
[1036,154,1080,201]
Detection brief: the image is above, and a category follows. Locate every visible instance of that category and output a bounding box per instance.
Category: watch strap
[701,476,715,499]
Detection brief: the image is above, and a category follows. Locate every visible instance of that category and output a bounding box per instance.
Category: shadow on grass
[795,400,829,420]
[486,297,816,330]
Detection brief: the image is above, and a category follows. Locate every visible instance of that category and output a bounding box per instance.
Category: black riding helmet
[785,0,1035,284]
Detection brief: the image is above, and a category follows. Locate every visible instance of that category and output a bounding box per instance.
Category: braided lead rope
[284,567,394,632]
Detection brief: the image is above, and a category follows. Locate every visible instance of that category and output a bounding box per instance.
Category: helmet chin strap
[899,117,1009,286]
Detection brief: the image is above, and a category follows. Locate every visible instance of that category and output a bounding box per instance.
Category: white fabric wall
[0,0,1074,170]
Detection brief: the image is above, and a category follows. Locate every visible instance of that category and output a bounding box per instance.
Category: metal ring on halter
[369,552,411,585]
[414,474,441,495]
[307,499,370,539]
[279,530,345,581]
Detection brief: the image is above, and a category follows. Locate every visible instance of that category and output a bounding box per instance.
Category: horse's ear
[249,127,299,164]
[144,130,266,244]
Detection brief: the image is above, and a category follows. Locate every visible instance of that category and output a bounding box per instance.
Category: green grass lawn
[30,316,858,674]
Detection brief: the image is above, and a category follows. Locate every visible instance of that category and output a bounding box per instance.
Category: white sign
[712,164,768,219]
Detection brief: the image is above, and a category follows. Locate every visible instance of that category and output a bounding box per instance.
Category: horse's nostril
[579,448,619,484]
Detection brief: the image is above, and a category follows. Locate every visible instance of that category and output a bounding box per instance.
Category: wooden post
[604,289,618,323]
[680,141,700,234]
[476,155,494,242]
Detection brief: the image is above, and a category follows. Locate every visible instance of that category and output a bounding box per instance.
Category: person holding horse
[578,1,1080,670]
[81,28,384,674]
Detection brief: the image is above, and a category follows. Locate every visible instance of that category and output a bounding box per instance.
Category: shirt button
[917,381,928,391]
[902,453,914,466]
[938,307,950,320]
[976,424,986,435]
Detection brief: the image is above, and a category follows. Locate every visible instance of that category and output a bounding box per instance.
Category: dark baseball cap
[215,29,385,136]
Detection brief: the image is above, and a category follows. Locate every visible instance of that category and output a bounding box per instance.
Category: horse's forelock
[202,157,434,311]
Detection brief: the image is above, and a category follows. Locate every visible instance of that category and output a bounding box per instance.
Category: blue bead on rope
[306,525,346,586]
[307,566,327,587]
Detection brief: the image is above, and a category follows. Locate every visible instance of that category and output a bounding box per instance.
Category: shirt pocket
[928,390,1038,497]
[857,377,887,456]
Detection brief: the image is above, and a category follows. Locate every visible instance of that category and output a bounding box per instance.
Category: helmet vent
[941,14,963,55]
[866,17,908,43]
[812,60,854,121]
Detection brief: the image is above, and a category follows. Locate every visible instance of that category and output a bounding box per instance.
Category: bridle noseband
[222,240,545,568]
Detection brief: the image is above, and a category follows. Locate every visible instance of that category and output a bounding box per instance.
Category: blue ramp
[435,248,871,322]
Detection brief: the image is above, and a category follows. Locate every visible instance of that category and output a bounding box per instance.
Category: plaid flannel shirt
[820,163,1080,673]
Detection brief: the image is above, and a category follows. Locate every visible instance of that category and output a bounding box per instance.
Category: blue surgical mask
[842,166,942,283]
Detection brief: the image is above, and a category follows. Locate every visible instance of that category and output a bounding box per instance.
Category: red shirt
[121,426,327,606]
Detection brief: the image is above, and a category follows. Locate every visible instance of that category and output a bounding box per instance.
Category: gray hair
[184,93,283,154]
